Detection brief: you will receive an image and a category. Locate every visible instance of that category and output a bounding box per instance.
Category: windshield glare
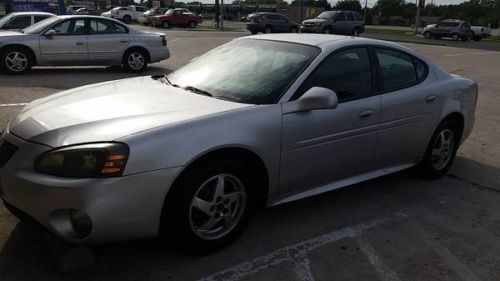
[22,17,60,34]
[317,11,338,19]
[167,39,320,104]
[0,14,14,27]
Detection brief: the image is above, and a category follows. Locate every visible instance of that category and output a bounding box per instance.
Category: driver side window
[52,19,86,35]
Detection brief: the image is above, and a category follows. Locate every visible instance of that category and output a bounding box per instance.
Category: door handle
[75,41,85,45]
[119,39,128,43]
[358,109,375,118]
[425,94,437,103]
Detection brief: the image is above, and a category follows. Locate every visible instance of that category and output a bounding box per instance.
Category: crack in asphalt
[447,174,500,193]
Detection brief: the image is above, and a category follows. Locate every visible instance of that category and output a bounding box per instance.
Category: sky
[195,0,469,8]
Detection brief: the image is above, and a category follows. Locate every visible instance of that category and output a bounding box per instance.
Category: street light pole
[364,0,368,21]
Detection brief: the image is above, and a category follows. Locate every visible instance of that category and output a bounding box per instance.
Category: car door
[333,12,347,34]
[345,12,355,34]
[39,18,88,65]
[87,18,130,64]
[373,47,440,169]
[280,47,380,194]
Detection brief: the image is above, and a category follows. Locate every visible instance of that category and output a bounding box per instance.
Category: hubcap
[5,51,28,72]
[431,129,455,170]
[127,52,145,70]
[189,174,246,240]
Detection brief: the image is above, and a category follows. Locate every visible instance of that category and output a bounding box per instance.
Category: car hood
[0,31,24,38]
[302,18,326,24]
[9,76,252,147]
[424,24,436,30]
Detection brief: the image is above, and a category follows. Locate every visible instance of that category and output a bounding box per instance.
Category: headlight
[35,143,129,178]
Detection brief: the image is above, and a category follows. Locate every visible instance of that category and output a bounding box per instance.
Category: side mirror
[283,87,338,114]
[44,29,56,37]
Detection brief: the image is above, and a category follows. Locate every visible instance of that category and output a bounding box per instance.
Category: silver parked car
[0,12,55,31]
[0,15,170,74]
[0,35,477,252]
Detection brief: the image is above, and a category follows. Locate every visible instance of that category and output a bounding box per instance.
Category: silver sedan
[0,15,170,74]
[0,35,477,252]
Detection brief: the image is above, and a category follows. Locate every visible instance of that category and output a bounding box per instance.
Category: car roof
[10,12,55,16]
[245,34,390,47]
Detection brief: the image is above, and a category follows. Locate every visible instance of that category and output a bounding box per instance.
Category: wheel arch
[123,45,151,63]
[0,44,37,66]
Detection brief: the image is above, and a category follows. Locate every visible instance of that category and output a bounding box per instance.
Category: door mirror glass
[284,87,338,114]
[44,29,56,37]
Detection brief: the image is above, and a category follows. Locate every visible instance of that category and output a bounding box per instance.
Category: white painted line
[358,239,402,281]
[197,212,407,281]
[0,103,28,107]
[410,222,482,281]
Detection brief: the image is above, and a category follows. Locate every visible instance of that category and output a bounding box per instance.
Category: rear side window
[448,22,459,27]
[296,47,372,102]
[375,48,427,91]
[90,19,128,34]
[346,12,354,21]
[6,16,31,29]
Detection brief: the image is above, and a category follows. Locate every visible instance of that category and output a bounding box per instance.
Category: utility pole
[364,0,368,20]
[415,0,421,33]
[220,0,224,30]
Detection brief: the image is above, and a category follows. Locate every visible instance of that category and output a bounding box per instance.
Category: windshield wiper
[183,86,213,97]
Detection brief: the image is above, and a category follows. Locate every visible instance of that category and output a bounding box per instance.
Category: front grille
[0,141,18,168]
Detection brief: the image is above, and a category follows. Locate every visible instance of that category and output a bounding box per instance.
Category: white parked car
[111,5,148,24]
[470,25,491,41]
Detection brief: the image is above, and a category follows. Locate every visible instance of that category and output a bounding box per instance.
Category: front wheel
[290,26,298,33]
[353,28,360,37]
[1,47,32,74]
[423,31,432,39]
[122,15,132,24]
[160,158,256,253]
[188,21,197,28]
[162,21,170,29]
[419,119,460,179]
[324,26,332,34]
[264,26,272,34]
[123,49,148,72]
[452,33,460,41]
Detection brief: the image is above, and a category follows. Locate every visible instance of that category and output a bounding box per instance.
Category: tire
[423,31,432,39]
[122,15,132,24]
[352,28,360,37]
[419,119,461,179]
[264,26,272,34]
[452,33,459,41]
[162,21,170,29]
[290,26,298,33]
[188,21,197,28]
[250,30,258,35]
[0,47,32,74]
[324,26,332,34]
[123,49,148,72]
[160,156,256,253]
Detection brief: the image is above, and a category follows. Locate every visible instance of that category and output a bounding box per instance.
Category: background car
[0,35,477,252]
[422,19,472,41]
[301,10,365,35]
[0,12,54,31]
[246,12,299,34]
[139,7,167,25]
[111,5,148,24]
[0,15,169,74]
[74,8,98,15]
[152,8,202,28]
[470,25,491,41]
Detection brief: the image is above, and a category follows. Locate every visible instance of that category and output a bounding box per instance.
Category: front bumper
[0,132,182,244]
[301,25,322,33]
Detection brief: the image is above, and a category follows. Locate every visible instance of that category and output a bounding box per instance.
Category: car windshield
[166,39,320,104]
[165,9,174,15]
[0,14,14,27]
[316,11,338,19]
[22,16,60,34]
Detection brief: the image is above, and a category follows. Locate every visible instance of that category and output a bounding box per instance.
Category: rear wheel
[452,33,460,41]
[324,26,332,34]
[160,157,256,253]
[419,119,461,179]
[188,21,197,28]
[352,27,360,36]
[122,15,132,24]
[290,26,298,33]
[423,31,432,39]
[264,26,272,34]
[1,47,32,74]
[250,30,258,35]
[123,49,148,72]
[162,21,170,28]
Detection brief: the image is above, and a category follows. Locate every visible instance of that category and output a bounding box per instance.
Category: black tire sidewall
[161,157,256,253]
[420,120,460,179]
[1,48,32,74]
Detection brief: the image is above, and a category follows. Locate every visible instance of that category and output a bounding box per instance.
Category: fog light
[70,210,92,238]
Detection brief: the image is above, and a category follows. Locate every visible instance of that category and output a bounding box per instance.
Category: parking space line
[358,239,402,281]
[0,103,28,107]
[197,212,407,281]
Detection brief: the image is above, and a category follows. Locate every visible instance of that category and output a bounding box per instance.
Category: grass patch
[484,36,500,42]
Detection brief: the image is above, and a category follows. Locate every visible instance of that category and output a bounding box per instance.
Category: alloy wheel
[431,128,455,170]
[5,51,28,72]
[127,52,145,70]
[189,174,246,240]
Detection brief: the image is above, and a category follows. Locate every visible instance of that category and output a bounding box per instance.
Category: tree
[374,0,405,18]
[334,0,362,12]
[290,0,331,9]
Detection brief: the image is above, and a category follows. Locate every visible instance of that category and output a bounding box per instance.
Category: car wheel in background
[420,119,461,179]
[123,49,148,72]
[353,27,360,37]
[324,26,332,34]
[290,26,298,33]
[1,47,32,74]
[188,21,197,28]
[250,30,258,34]
[264,26,272,33]
[162,21,170,28]
[122,15,132,24]
[423,31,432,39]
[452,33,460,41]
[160,157,256,253]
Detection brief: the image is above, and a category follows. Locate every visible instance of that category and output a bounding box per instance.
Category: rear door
[345,12,355,34]
[39,18,88,65]
[374,47,440,168]
[87,18,130,65]
[333,12,347,34]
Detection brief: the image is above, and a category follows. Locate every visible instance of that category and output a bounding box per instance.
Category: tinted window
[346,12,354,21]
[336,12,346,21]
[295,47,372,102]
[376,48,417,90]
[266,14,279,20]
[167,39,320,104]
[6,16,31,29]
[90,19,127,34]
[316,11,338,19]
[277,15,288,22]
[353,12,363,20]
[34,15,51,23]
[52,19,86,35]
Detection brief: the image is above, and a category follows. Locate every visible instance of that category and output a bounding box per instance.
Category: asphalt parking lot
[1,27,500,281]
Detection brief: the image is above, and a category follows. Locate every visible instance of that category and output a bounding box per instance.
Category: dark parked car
[246,12,299,34]
[301,10,365,36]
[422,19,472,41]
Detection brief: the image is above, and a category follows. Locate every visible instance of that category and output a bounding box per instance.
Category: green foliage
[290,0,332,9]
[334,0,362,12]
